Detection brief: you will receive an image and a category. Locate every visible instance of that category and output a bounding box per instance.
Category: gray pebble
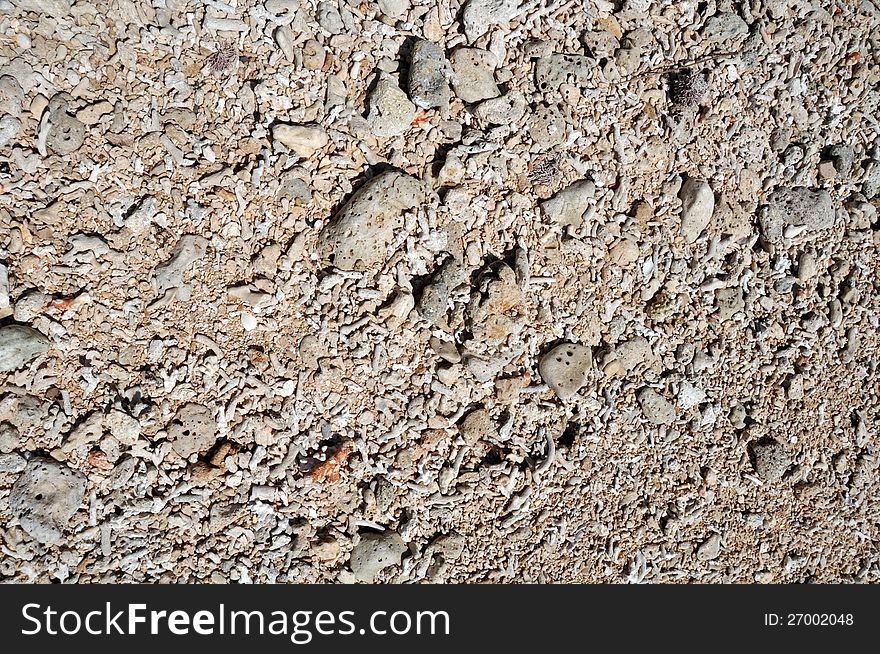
[0,421,19,453]
[450,48,500,103]
[751,439,791,481]
[604,336,653,375]
[463,353,507,382]
[826,144,854,177]
[0,325,49,372]
[317,171,428,271]
[349,531,407,582]
[863,160,880,199]
[407,39,450,111]
[429,336,461,363]
[10,457,85,545]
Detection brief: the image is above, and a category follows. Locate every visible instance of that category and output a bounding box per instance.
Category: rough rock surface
[761,187,835,241]
[367,74,416,137]
[637,388,676,425]
[407,39,450,111]
[349,531,407,582]
[317,172,428,271]
[450,48,499,103]
[539,343,592,401]
[10,457,85,545]
[751,440,792,481]
[0,325,49,372]
[167,403,217,459]
[679,178,715,243]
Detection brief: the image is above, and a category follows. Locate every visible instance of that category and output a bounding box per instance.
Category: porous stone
[528,103,566,148]
[539,343,592,400]
[367,74,417,137]
[317,171,428,271]
[0,325,49,372]
[534,54,593,91]
[760,187,835,240]
[582,30,620,57]
[637,388,676,425]
[751,439,791,481]
[450,48,499,103]
[349,531,407,582]
[167,403,217,458]
[10,457,85,545]
[460,409,496,446]
[46,113,85,155]
[462,0,519,42]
